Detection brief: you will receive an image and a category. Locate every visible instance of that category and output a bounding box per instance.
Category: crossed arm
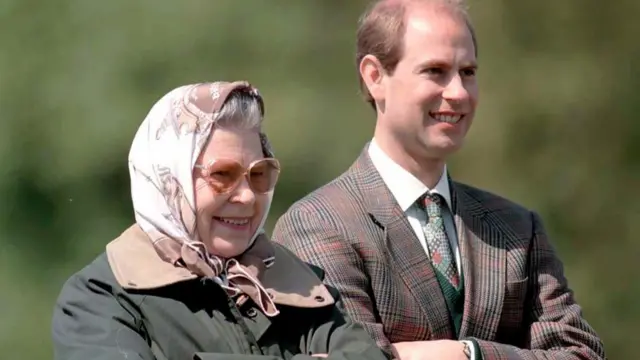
[51,260,388,360]
[464,212,605,360]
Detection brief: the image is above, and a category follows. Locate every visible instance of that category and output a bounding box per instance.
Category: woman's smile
[212,216,251,231]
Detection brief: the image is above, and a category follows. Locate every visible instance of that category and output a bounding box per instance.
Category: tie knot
[419,192,443,218]
[422,192,443,205]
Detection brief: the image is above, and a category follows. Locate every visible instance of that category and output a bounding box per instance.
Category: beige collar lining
[106,225,334,309]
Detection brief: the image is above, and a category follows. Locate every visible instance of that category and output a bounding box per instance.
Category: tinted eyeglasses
[195,158,280,194]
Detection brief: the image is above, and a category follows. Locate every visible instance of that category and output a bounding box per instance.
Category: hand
[392,340,467,360]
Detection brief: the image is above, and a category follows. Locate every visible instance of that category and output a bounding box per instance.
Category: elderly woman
[51,82,388,360]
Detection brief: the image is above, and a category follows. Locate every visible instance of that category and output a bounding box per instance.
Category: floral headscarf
[128,81,279,316]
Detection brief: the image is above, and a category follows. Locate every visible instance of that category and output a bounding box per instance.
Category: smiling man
[273,0,605,359]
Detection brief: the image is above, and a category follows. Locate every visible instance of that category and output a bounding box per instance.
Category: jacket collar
[106,224,334,309]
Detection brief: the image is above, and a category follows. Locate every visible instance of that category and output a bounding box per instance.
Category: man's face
[378,4,479,162]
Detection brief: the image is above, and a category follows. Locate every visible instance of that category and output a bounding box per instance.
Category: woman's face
[193,127,277,258]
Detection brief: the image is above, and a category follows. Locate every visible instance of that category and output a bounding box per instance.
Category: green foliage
[1,1,636,358]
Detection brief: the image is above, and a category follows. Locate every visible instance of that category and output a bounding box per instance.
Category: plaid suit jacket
[272,147,605,359]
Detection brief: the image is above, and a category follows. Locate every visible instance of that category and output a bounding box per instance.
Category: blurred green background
[1,0,636,358]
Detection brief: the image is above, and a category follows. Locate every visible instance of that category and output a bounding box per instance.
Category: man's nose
[442,74,469,102]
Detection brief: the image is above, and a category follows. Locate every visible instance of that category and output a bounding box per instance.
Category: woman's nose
[230,178,256,205]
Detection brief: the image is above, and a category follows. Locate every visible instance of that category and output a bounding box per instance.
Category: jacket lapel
[351,148,454,339]
[452,182,505,340]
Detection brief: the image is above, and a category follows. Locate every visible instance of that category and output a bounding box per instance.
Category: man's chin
[425,138,464,157]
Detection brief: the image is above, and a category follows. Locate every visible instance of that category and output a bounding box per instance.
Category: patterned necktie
[419,193,460,288]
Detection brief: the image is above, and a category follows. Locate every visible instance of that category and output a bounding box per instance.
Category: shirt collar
[367,139,452,212]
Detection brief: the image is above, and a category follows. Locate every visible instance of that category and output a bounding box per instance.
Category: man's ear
[359,54,386,103]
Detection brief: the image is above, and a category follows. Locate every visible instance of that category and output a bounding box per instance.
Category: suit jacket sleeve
[469,212,605,360]
[272,206,394,356]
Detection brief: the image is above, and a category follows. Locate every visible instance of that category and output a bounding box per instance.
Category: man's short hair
[355,0,478,110]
